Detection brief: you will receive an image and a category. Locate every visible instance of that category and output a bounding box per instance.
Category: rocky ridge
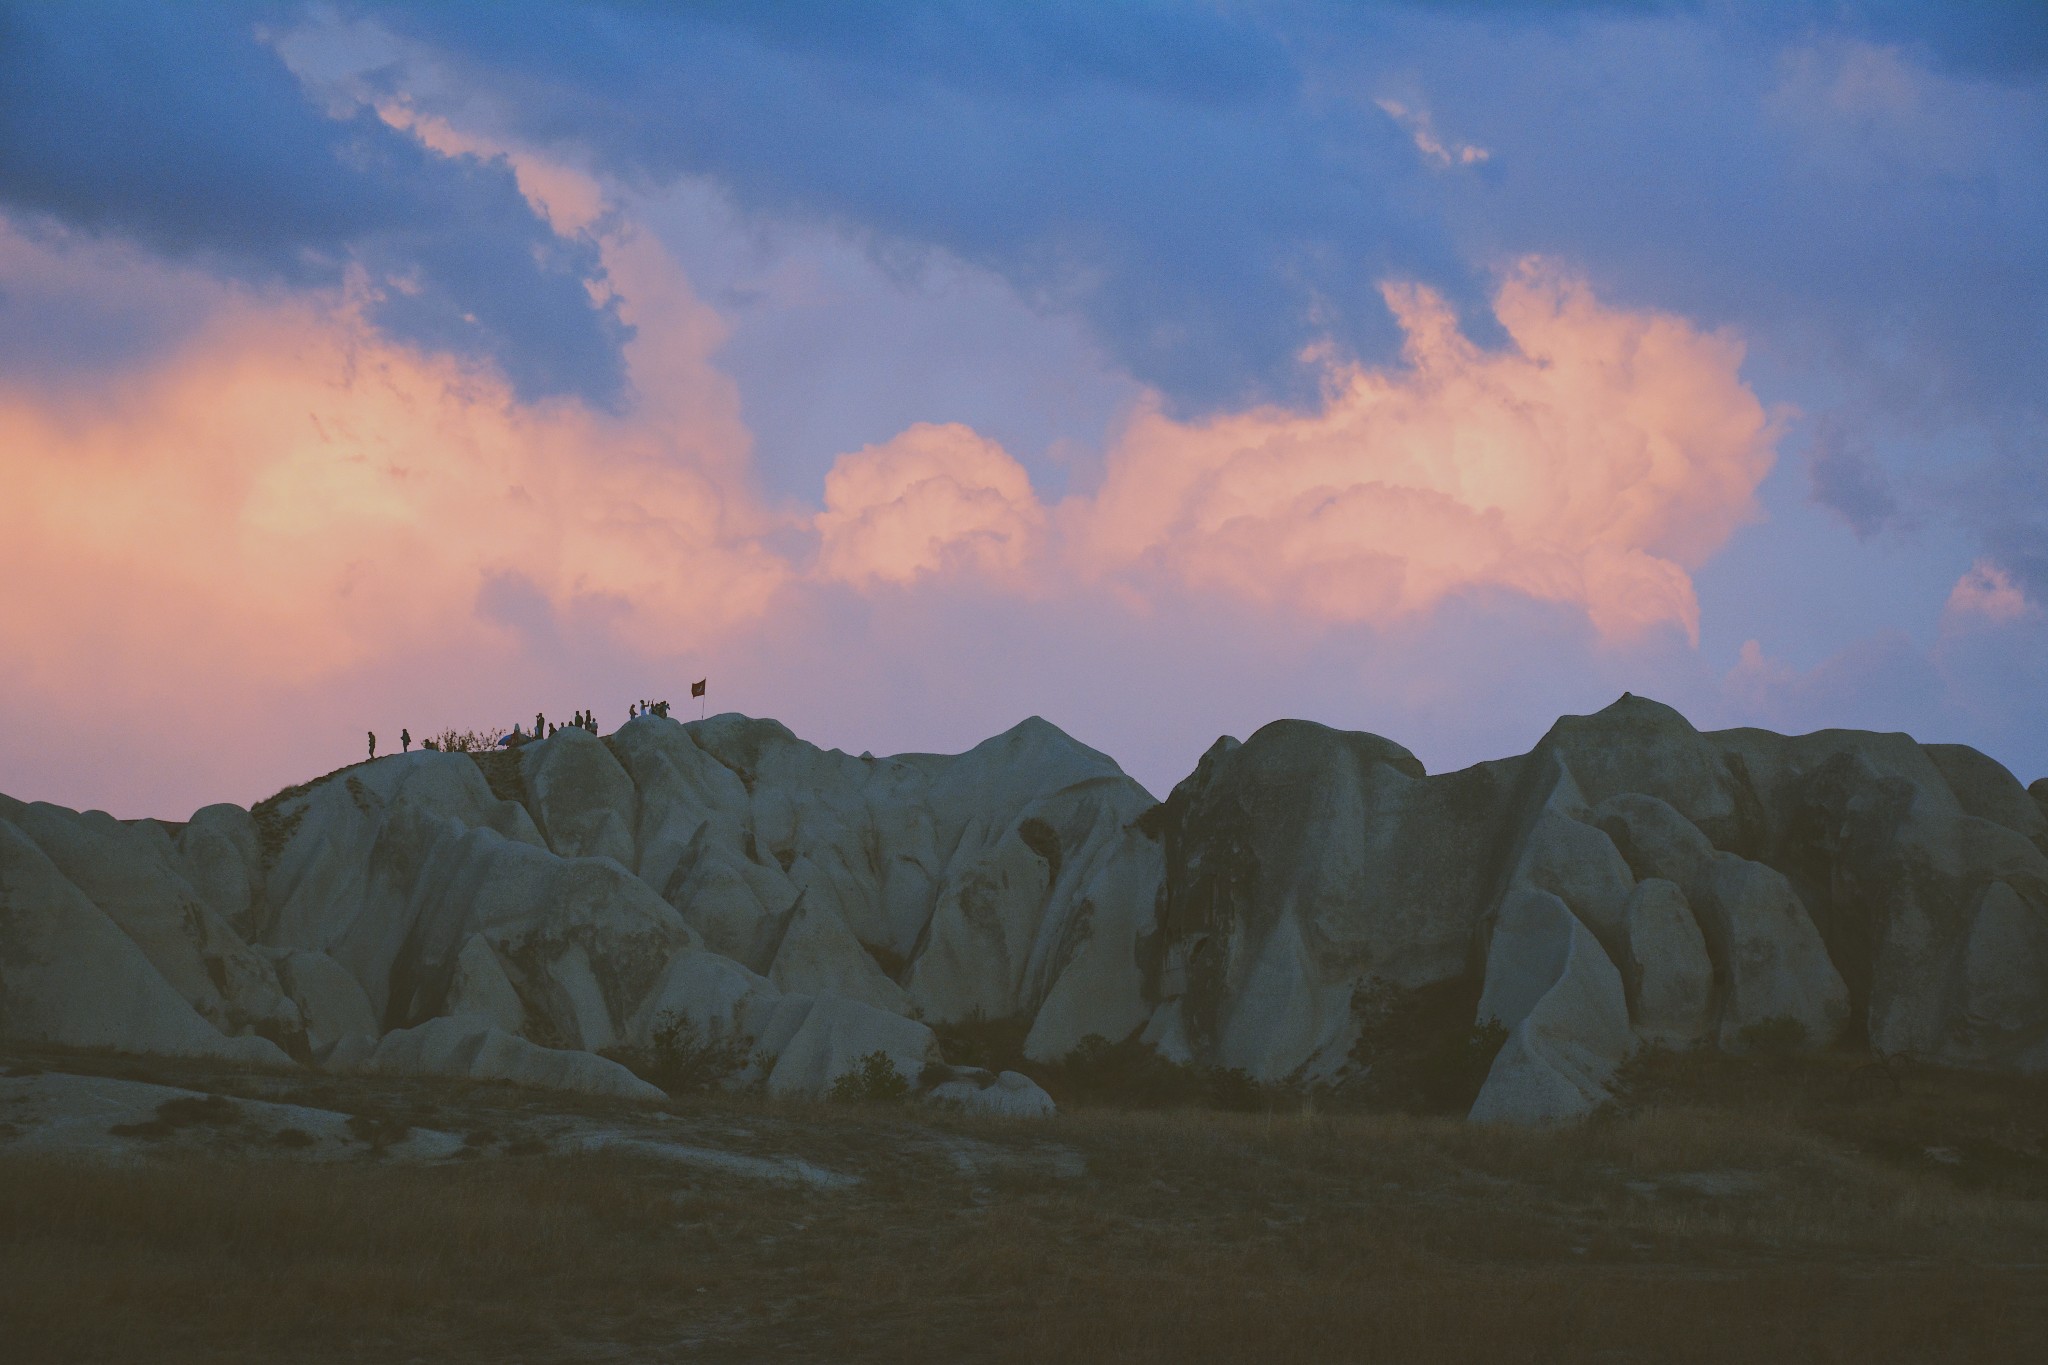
[3,697,2044,1123]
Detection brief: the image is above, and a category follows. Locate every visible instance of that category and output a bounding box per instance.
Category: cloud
[1375,98,1491,168]
[0,2,629,405]
[0,214,784,705]
[816,423,1046,588]
[1068,260,1777,643]
[1945,560,2032,625]
[1805,418,1901,538]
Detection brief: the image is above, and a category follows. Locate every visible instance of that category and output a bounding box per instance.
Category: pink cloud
[815,422,1047,587]
[0,219,787,743]
[1066,260,1778,643]
[1944,560,2032,626]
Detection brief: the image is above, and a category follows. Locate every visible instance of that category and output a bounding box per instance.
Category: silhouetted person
[536,711,545,737]
[401,728,411,753]
[368,731,376,760]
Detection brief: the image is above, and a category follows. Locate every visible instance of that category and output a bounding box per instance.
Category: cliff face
[4,695,2045,1120]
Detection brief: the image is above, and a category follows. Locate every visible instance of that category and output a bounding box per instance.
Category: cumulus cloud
[1068,261,1777,643]
[815,423,1046,587]
[0,216,785,704]
[1945,560,2033,624]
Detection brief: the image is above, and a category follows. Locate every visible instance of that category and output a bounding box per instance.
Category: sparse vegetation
[826,1051,910,1104]
[429,727,506,754]
[602,1013,753,1096]
[5,1035,2048,1365]
[1343,976,1506,1114]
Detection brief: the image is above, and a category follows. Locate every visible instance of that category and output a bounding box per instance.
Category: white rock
[177,803,261,933]
[626,948,781,1049]
[520,726,639,866]
[926,1069,1057,1118]
[7,802,297,1043]
[445,933,528,1035]
[0,819,290,1066]
[1469,889,1636,1125]
[1618,879,1713,1046]
[1696,854,1849,1049]
[768,894,906,1015]
[764,994,940,1098]
[342,1015,663,1100]
[274,949,379,1052]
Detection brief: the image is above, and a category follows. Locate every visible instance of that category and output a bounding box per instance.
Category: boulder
[1618,879,1713,1046]
[8,801,299,1044]
[1505,803,1637,963]
[1469,889,1635,1124]
[177,802,261,934]
[662,819,793,972]
[444,933,529,1035]
[1954,880,2048,1064]
[906,817,1055,1023]
[925,1069,1057,1118]
[1023,827,1163,1063]
[1923,744,2048,852]
[1148,720,1521,1081]
[626,948,782,1050]
[0,820,289,1065]
[273,949,378,1052]
[1591,792,1718,890]
[519,727,639,866]
[764,994,940,1098]
[769,895,907,1014]
[1696,853,1850,1049]
[334,1014,662,1100]
[1596,792,1848,1048]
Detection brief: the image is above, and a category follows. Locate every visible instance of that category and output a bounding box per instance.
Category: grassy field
[3,1045,2046,1364]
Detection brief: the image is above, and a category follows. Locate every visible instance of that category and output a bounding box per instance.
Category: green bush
[929,1010,1032,1073]
[602,1012,753,1096]
[1343,977,1506,1115]
[827,1051,910,1104]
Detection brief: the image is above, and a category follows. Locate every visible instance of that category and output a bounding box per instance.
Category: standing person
[368,731,376,760]
[401,728,411,753]
[536,711,545,738]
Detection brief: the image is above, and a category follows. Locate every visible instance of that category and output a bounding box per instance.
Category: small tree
[827,1051,910,1104]
[601,1011,752,1096]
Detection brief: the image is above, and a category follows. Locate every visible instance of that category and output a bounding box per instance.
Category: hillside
[3,695,2046,1123]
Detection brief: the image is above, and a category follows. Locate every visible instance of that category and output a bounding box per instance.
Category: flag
[691,679,706,698]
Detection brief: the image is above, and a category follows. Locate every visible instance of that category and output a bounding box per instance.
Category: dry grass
[4,1045,2047,1363]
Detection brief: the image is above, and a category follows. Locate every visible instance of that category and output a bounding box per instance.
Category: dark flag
[691,679,707,698]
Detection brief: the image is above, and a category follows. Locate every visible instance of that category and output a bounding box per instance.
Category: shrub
[603,1013,753,1096]
[1413,1019,1510,1111]
[1342,976,1504,1115]
[1046,1033,1210,1108]
[430,728,508,754]
[1737,1015,1810,1058]
[827,1051,910,1104]
[930,1010,1032,1073]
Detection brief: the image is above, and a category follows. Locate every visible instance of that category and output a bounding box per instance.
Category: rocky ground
[5,1041,2047,1364]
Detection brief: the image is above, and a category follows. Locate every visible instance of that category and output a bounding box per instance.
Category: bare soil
[2,1042,2045,1364]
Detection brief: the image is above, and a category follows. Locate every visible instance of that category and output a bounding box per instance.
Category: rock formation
[3,696,2044,1122]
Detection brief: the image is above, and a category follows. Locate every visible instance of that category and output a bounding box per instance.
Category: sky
[2,1,2045,817]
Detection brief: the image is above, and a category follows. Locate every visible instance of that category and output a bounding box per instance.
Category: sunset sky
[3,2,2044,817]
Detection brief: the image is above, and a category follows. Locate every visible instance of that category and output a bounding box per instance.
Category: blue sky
[2,1,2044,814]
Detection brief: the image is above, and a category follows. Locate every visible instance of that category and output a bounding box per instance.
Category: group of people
[506,709,602,746]
[365,696,682,761]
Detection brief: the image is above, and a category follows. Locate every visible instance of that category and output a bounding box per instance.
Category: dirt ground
[3,1043,2046,1364]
